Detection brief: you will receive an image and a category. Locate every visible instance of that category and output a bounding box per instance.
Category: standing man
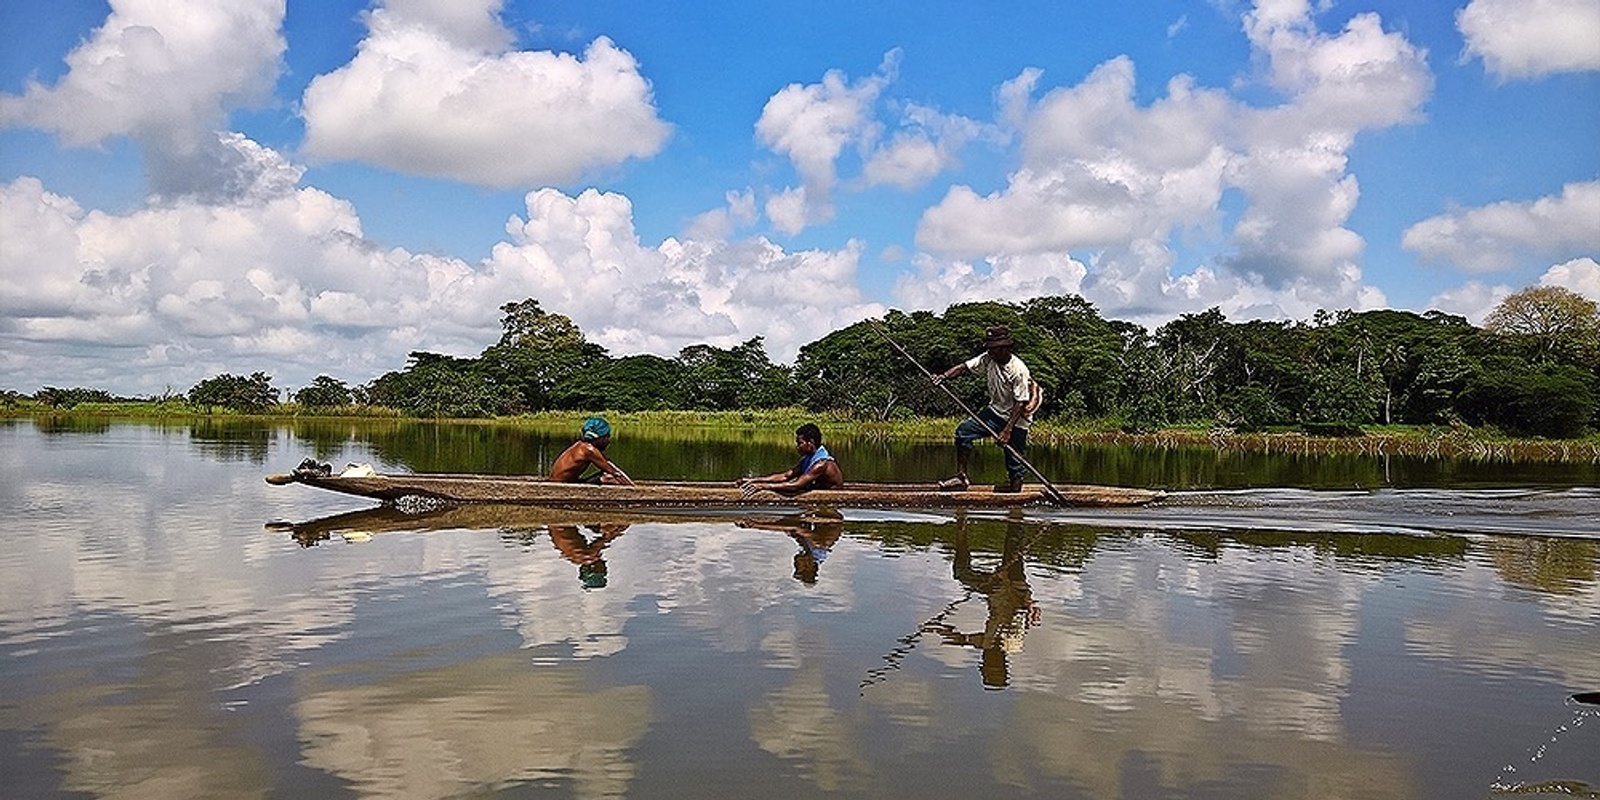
[735,423,843,494]
[932,326,1040,492]
[549,417,635,485]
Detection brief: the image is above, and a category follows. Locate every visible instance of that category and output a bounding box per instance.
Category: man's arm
[930,362,971,385]
[585,445,634,485]
[995,379,1034,444]
[764,460,837,494]
[736,461,802,487]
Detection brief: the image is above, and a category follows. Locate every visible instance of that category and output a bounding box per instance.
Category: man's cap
[580,417,612,440]
[983,326,1014,347]
[579,561,608,589]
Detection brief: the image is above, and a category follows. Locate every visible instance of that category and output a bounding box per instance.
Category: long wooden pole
[868,321,1070,506]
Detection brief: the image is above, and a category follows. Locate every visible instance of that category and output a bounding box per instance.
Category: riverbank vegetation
[7,288,1597,451]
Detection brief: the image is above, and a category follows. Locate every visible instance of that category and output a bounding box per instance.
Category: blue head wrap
[581,417,612,440]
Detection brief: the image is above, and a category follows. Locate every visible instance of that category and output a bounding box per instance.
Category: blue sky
[2,0,1597,395]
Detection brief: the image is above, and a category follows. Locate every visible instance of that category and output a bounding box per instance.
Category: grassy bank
[7,403,1598,462]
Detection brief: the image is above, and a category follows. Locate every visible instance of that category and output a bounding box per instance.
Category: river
[2,417,1596,799]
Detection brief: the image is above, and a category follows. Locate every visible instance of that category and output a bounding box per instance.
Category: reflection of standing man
[924,520,1038,688]
[736,513,844,584]
[547,524,629,589]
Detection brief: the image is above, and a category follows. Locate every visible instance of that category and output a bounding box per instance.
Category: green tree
[293,375,353,408]
[480,298,606,412]
[366,353,512,418]
[1019,295,1126,419]
[188,372,278,412]
[1459,356,1595,438]
[1484,286,1600,366]
[34,386,116,409]
[550,354,685,411]
[674,338,792,410]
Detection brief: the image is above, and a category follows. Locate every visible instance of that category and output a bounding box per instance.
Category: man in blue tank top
[735,423,844,494]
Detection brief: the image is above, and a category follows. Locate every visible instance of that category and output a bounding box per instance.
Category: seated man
[549,417,634,485]
[735,423,843,495]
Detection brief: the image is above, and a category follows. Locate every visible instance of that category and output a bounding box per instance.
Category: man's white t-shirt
[964,352,1034,429]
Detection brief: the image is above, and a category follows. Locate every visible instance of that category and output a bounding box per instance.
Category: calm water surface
[2,418,1597,799]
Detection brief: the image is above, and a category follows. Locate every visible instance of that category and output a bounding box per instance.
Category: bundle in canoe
[265,470,1164,509]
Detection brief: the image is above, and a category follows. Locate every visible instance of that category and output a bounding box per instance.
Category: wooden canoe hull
[266,472,1164,509]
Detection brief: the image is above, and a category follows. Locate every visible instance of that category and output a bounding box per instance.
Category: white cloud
[861,103,984,190]
[2,160,889,393]
[764,186,820,237]
[1539,256,1600,300]
[383,0,512,51]
[1457,0,1600,80]
[1425,280,1512,325]
[0,0,285,146]
[894,252,1089,310]
[755,64,888,233]
[475,188,884,360]
[0,161,480,394]
[0,0,287,201]
[909,0,1428,322]
[300,2,669,189]
[685,189,758,241]
[1417,255,1596,326]
[1401,181,1600,273]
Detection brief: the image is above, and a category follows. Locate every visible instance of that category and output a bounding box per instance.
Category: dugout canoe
[265,470,1164,509]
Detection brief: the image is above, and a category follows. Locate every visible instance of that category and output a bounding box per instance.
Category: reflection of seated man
[549,417,635,485]
[737,512,844,584]
[547,523,629,589]
[734,423,843,495]
[923,521,1039,688]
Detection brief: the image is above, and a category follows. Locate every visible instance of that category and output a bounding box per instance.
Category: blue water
[1,419,1596,799]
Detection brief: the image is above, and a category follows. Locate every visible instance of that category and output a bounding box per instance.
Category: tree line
[12,287,1599,438]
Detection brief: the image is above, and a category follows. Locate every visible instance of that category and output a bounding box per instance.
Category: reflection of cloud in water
[295,653,651,799]
[1402,546,1600,691]
[2,475,358,689]
[480,521,864,659]
[996,690,1415,799]
[886,534,1414,796]
[749,661,871,791]
[937,537,1369,741]
[10,642,274,799]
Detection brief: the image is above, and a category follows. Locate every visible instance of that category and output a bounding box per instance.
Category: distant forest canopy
[12,287,1600,438]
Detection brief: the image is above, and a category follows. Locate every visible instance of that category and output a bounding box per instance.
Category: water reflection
[5,420,1600,799]
[923,520,1040,689]
[736,512,845,584]
[547,524,630,589]
[295,653,653,798]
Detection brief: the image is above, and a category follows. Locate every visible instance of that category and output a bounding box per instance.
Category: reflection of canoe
[266,503,845,547]
[265,471,1164,509]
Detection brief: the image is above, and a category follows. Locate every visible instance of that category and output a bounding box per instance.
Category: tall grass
[7,402,1596,462]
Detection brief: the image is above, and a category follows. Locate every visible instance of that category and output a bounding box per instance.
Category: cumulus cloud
[861,103,984,190]
[0,0,287,201]
[300,1,669,189]
[755,64,888,233]
[1539,256,1600,300]
[908,0,1427,322]
[1401,181,1600,273]
[1457,0,1600,80]
[685,189,759,241]
[1425,258,1600,324]
[752,50,983,234]
[0,0,284,145]
[1,152,884,393]
[0,163,482,393]
[894,252,1090,310]
[470,188,884,358]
